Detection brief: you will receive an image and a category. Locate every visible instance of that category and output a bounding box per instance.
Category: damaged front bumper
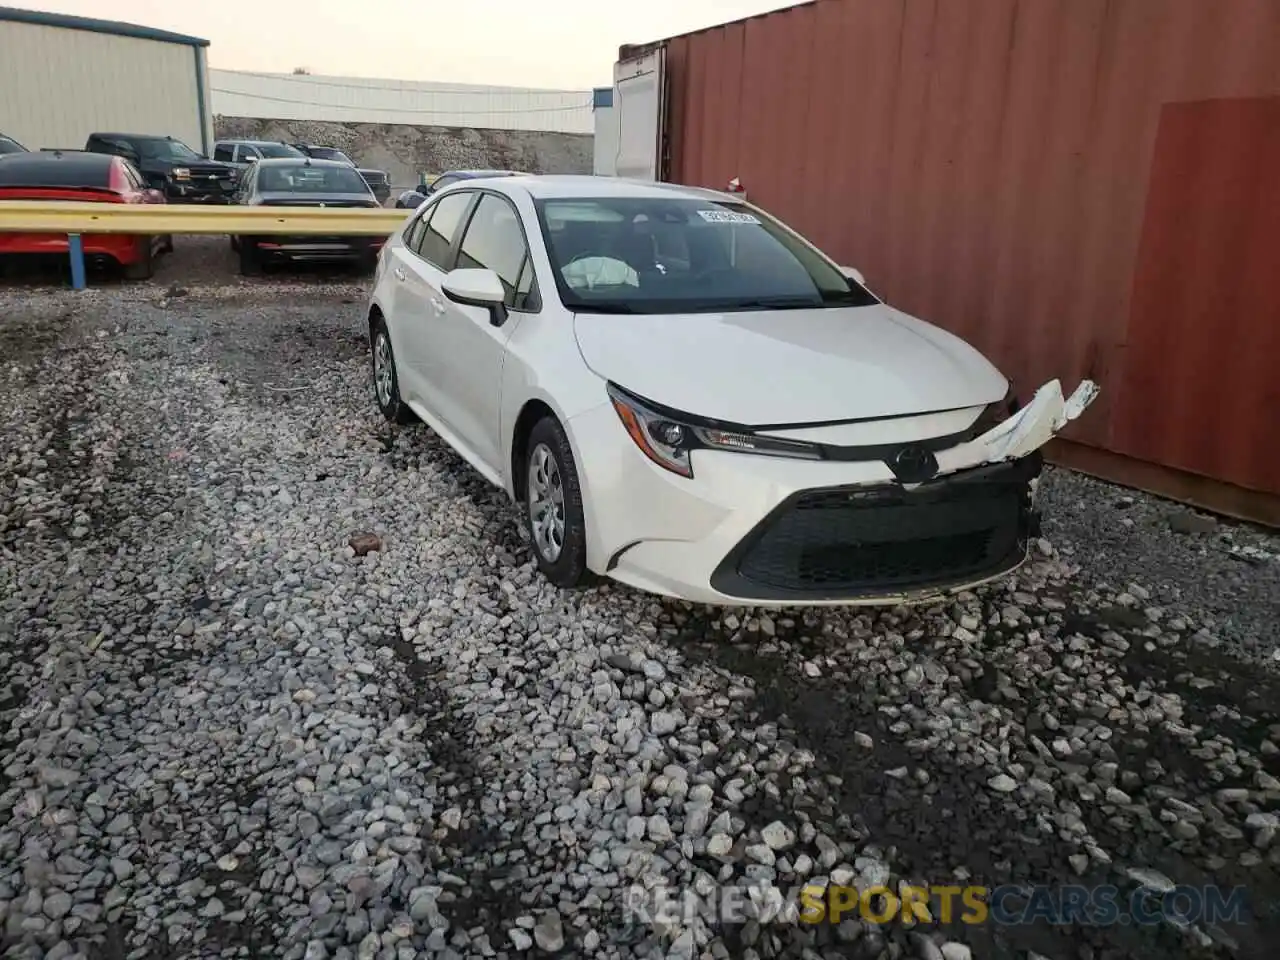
[935,378,1100,477]
[577,379,1100,606]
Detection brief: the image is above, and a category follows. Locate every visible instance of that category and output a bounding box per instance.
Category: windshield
[256,142,305,159]
[258,163,371,194]
[533,197,878,313]
[136,138,202,161]
[309,147,353,164]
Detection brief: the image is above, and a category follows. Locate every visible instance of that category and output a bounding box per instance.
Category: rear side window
[415,191,472,269]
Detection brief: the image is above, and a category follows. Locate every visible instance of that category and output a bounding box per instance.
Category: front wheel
[524,417,591,589]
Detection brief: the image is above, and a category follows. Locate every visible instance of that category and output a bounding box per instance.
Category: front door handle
[393,266,406,281]
[429,297,446,315]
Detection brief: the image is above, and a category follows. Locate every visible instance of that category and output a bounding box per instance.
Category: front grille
[710,455,1039,601]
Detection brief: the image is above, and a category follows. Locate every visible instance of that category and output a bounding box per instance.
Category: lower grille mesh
[715,458,1037,599]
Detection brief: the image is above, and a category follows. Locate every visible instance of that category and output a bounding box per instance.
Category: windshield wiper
[719,296,823,310]
[571,303,641,314]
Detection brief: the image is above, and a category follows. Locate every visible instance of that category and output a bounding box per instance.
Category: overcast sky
[22,0,799,88]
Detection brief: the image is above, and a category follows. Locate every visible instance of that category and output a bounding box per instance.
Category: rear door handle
[429,297,446,315]
[393,266,406,281]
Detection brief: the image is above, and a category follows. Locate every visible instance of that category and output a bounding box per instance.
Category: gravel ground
[1,281,1277,960]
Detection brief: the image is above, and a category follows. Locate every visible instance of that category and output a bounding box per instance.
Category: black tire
[239,238,261,276]
[229,235,240,253]
[160,234,174,255]
[370,318,415,424]
[123,239,154,280]
[524,416,591,589]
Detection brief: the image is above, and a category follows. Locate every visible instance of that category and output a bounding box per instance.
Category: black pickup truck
[85,132,239,203]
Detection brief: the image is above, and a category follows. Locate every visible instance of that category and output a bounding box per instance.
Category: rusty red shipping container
[629,0,1280,522]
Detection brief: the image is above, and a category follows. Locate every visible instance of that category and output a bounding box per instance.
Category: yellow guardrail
[0,201,410,236]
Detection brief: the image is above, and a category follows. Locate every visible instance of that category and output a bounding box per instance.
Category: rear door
[613,46,667,181]
[391,190,476,417]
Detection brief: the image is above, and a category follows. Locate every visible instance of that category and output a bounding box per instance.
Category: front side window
[533,197,878,314]
[415,191,473,269]
[0,135,27,154]
[121,162,146,190]
[213,143,233,161]
[455,194,536,310]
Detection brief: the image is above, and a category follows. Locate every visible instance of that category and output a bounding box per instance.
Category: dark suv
[85,133,238,203]
[291,144,390,204]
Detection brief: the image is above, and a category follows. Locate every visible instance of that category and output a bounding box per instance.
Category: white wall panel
[0,21,205,152]
[210,70,593,134]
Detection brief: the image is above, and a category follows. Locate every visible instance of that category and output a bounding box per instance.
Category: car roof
[487,174,740,203]
[90,132,175,140]
[0,150,115,187]
[443,169,520,179]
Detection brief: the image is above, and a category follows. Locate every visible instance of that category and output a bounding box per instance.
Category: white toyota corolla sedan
[367,175,1098,607]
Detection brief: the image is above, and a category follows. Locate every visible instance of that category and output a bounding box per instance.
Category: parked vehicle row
[367,174,1098,606]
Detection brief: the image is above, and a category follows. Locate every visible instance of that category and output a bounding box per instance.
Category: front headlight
[606,383,821,479]
[171,167,190,180]
[967,382,1019,437]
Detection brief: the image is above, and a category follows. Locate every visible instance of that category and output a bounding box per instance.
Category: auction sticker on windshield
[698,209,760,224]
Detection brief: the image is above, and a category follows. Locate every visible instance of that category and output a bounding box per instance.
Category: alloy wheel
[527,442,566,563]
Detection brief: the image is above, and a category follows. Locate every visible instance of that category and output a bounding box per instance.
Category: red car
[0,150,171,279]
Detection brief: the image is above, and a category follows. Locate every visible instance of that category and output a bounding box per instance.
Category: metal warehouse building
[0,6,212,155]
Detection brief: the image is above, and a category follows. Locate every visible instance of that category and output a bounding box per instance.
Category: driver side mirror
[244,155,258,163]
[839,265,866,286]
[441,268,509,326]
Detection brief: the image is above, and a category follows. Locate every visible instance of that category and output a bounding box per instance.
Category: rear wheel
[238,238,261,276]
[123,238,154,280]
[229,235,240,253]
[524,417,591,589]
[370,318,415,424]
[159,234,174,255]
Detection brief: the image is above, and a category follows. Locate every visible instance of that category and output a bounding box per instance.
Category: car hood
[573,304,1008,425]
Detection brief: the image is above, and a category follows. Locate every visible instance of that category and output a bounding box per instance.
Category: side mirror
[839,265,866,286]
[244,155,258,163]
[144,188,165,203]
[441,268,508,326]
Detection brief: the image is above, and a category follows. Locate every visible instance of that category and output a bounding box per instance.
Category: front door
[432,192,539,473]
[390,190,476,420]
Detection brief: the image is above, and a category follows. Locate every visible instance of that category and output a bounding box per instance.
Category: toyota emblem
[889,444,938,483]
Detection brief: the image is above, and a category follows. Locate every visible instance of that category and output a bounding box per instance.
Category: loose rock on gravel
[1,282,1277,960]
